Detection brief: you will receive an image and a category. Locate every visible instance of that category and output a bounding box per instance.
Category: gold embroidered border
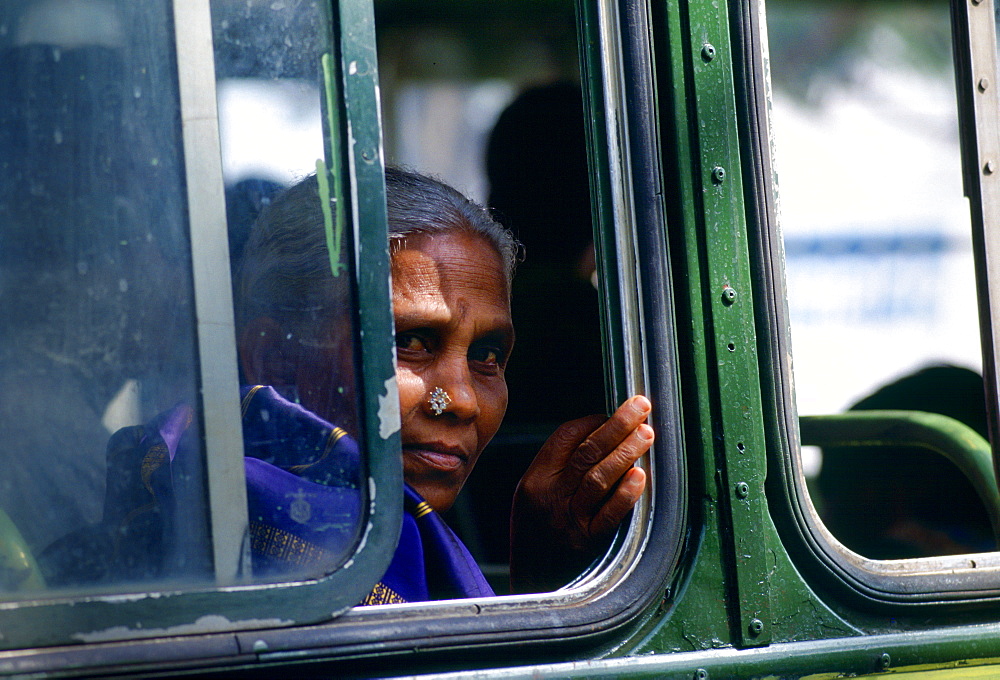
[249,522,332,567]
[241,384,266,418]
[288,425,346,474]
[140,444,168,493]
[360,581,407,605]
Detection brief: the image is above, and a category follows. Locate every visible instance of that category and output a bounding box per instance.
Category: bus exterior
[3,0,1000,678]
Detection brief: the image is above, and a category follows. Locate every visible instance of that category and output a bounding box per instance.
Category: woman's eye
[470,345,502,366]
[395,332,428,353]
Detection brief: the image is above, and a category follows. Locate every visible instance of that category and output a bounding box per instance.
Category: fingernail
[625,471,645,490]
[631,395,651,413]
[638,424,654,441]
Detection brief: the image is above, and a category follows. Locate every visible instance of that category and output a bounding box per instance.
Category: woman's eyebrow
[392,302,452,328]
[480,323,515,349]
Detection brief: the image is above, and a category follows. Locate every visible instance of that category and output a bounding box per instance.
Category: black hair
[237,167,518,334]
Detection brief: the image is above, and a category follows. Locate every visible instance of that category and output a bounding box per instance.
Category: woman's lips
[403,443,468,472]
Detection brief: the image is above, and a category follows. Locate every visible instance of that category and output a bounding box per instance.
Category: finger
[588,467,646,539]
[570,422,653,511]
[529,414,608,475]
[567,395,651,478]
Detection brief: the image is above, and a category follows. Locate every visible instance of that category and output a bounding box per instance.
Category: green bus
[3,0,1000,677]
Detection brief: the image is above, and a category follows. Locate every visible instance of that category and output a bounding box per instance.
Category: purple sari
[240,385,494,601]
[43,385,494,603]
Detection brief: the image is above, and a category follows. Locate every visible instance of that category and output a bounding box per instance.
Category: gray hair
[385,167,518,289]
[236,167,518,335]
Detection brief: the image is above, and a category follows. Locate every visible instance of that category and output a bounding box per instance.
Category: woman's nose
[429,356,479,421]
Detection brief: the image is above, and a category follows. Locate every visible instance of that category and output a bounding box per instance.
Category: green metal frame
[649,0,774,649]
[12,0,1000,675]
[623,0,857,656]
[0,0,401,651]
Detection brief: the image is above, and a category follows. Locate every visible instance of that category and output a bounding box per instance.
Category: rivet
[973,0,982,5]
[748,618,764,636]
[878,652,891,669]
[986,160,996,175]
[722,286,737,304]
[694,670,709,680]
[980,77,990,92]
[702,43,716,61]
[712,166,726,183]
[736,481,750,498]
[252,639,268,652]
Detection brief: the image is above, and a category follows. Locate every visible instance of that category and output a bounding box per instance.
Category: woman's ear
[239,317,298,387]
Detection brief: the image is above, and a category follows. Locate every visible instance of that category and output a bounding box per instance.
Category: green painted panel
[684,0,772,647]
[622,0,857,656]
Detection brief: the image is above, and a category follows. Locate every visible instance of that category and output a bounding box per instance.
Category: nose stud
[428,387,452,416]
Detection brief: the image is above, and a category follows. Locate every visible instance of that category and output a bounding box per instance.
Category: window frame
[209,0,687,656]
[0,0,401,651]
[0,0,687,671]
[956,0,1000,471]
[744,0,1000,610]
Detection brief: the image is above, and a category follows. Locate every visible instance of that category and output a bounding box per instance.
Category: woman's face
[391,231,513,513]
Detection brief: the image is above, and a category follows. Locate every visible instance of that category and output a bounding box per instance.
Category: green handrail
[800,410,1000,546]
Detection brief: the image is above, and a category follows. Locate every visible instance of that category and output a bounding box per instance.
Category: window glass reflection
[0,0,367,596]
[767,0,990,558]
[212,0,367,580]
[0,0,207,591]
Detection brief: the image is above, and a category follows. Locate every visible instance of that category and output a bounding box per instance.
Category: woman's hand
[509,395,652,593]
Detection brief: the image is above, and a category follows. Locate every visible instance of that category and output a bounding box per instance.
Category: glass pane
[767,1,993,558]
[375,0,604,593]
[211,0,367,581]
[0,0,209,591]
[0,0,367,597]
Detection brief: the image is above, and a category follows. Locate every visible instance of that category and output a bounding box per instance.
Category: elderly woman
[236,167,652,598]
[46,168,650,598]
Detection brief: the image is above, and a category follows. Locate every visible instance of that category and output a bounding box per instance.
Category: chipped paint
[378,376,400,438]
[339,519,374,572]
[342,477,377,571]
[87,590,173,603]
[72,614,293,643]
[319,52,346,277]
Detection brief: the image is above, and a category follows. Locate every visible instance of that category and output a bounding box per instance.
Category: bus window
[0,0,681,663]
[0,0,398,646]
[374,0,612,593]
[764,0,993,560]
[0,0,212,590]
[210,0,370,580]
[0,0,367,596]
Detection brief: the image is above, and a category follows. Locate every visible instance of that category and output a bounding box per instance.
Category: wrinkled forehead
[390,232,510,309]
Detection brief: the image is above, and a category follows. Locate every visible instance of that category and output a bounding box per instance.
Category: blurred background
[215,0,978,420]
[211,0,982,551]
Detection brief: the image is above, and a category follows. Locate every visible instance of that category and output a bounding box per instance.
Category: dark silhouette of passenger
[485,81,605,426]
[448,82,607,569]
[225,177,281,273]
[817,364,995,559]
